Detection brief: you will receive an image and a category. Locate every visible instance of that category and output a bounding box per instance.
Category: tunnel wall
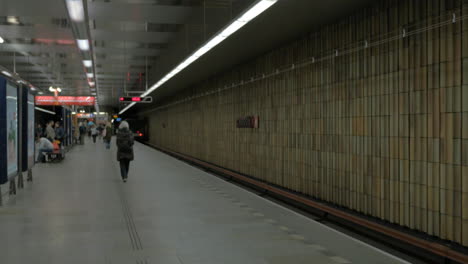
[146,0,468,245]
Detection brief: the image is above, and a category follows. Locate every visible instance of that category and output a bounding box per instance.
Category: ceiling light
[65,0,85,22]
[1,71,12,77]
[56,87,62,92]
[77,39,90,51]
[0,36,4,44]
[120,0,278,115]
[30,87,37,91]
[72,112,76,114]
[7,16,19,25]
[83,60,92,67]
[38,91,44,95]
[88,82,95,87]
[86,73,94,78]
[49,86,55,92]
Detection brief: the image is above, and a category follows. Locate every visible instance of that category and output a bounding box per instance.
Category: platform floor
[0,137,412,264]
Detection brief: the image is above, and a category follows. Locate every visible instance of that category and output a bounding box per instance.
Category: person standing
[116,121,134,182]
[91,125,98,143]
[103,122,112,149]
[55,121,64,146]
[36,124,44,138]
[45,121,55,142]
[79,122,86,144]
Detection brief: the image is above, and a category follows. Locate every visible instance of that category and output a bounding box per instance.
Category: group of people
[36,119,135,183]
[75,121,112,147]
[36,121,65,143]
[35,120,65,162]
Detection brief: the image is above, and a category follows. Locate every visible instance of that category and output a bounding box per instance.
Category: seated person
[36,136,54,162]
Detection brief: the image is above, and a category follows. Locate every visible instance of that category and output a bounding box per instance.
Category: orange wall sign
[35,96,95,106]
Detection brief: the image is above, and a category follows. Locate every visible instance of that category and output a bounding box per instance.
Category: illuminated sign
[76,113,95,118]
[115,118,122,122]
[119,96,152,103]
[35,96,95,106]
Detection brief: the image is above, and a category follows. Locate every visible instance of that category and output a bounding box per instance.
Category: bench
[43,149,65,163]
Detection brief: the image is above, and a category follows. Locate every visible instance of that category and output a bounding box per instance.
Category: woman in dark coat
[116,121,134,182]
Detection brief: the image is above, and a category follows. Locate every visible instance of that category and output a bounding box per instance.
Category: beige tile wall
[145,0,468,245]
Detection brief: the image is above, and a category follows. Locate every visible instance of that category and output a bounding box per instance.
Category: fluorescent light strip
[86,73,94,78]
[0,36,4,44]
[83,60,92,67]
[120,0,277,114]
[77,39,90,51]
[1,70,12,77]
[35,107,56,115]
[65,0,85,22]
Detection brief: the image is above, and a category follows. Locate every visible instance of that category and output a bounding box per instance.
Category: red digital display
[119,97,124,101]
[132,97,141,102]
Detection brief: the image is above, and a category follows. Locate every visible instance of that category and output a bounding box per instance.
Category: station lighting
[86,73,94,78]
[0,36,4,44]
[77,39,90,51]
[119,0,278,115]
[7,16,20,25]
[89,81,95,87]
[35,107,56,115]
[1,70,12,77]
[65,0,85,22]
[49,86,62,93]
[83,60,92,67]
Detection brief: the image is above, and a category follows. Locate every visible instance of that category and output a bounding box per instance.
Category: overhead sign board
[76,113,95,118]
[119,96,152,103]
[35,96,95,106]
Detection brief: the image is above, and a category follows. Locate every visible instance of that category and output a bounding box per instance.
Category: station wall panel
[145,0,468,246]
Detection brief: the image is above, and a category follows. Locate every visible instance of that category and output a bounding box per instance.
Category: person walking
[91,125,98,143]
[45,121,55,142]
[103,122,112,150]
[116,121,134,182]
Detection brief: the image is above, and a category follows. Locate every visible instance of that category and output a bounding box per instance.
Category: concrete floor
[0,137,412,264]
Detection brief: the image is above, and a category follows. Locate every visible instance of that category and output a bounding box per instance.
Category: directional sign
[35,96,95,106]
[119,96,152,103]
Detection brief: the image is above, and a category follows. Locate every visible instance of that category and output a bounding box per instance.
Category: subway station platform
[0,138,412,264]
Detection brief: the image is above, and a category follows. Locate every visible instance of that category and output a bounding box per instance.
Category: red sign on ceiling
[35,96,95,106]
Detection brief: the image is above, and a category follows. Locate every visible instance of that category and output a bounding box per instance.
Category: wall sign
[236,116,259,128]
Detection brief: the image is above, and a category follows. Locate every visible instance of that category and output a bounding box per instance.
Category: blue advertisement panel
[6,82,18,177]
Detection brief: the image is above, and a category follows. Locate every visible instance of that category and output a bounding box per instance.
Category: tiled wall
[146,0,468,245]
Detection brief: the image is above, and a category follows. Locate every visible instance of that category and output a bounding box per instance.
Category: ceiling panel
[91,29,172,43]
[88,2,193,23]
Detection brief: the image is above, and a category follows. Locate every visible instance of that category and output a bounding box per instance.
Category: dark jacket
[116,128,134,161]
[104,126,112,141]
